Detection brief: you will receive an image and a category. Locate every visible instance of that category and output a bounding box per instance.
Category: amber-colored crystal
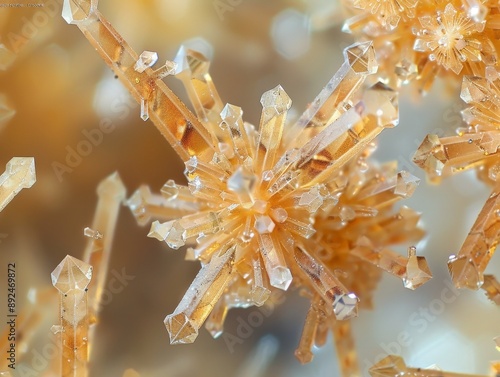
[51,255,93,377]
[482,275,500,305]
[82,172,126,315]
[342,0,498,92]
[415,74,500,289]
[63,1,430,374]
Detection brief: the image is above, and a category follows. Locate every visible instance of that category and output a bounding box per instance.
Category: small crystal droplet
[83,227,102,240]
[134,51,158,73]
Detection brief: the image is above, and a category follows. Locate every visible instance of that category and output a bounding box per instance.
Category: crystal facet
[0,157,36,213]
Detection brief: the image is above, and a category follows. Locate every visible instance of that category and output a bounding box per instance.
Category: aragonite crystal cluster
[414,74,500,291]
[58,0,431,372]
[342,0,500,92]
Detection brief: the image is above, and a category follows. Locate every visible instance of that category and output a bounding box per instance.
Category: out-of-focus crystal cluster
[414,74,500,290]
[342,0,500,93]
[369,354,499,377]
[60,0,431,372]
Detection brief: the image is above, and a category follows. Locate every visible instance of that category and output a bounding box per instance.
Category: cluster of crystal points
[342,0,499,92]
[414,74,500,291]
[132,40,433,355]
[60,0,431,370]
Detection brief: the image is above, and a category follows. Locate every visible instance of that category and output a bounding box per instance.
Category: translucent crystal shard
[63,4,216,161]
[287,41,377,145]
[413,132,500,183]
[164,244,235,344]
[0,157,36,212]
[294,245,358,320]
[295,301,320,364]
[174,46,224,139]
[403,246,432,290]
[331,320,360,377]
[134,51,158,73]
[482,275,500,305]
[352,240,430,289]
[361,81,398,128]
[369,355,489,377]
[82,172,126,314]
[51,255,93,377]
[255,85,292,174]
[257,233,292,290]
[62,0,98,24]
[448,181,500,289]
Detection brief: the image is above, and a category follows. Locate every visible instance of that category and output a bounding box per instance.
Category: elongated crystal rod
[51,255,93,377]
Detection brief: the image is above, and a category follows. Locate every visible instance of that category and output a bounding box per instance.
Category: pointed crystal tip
[134,51,159,73]
[295,349,314,364]
[164,312,199,344]
[7,157,36,188]
[362,81,399,128]
[51,255,92,294]
[395,171,420,198]
[369,355,407,377]
[148,221,173,241]
[62,0,96,24]
[403,251,432,290]
[333,292,358,320]
[268,266,293,290]
[448,255,483,290]
[97,171,126,199]
[174,45,210,76]
[344,41,377,74]
[412,134,446,182]
[260,85,292,114]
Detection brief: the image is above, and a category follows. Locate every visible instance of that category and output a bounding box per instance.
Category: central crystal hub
[254,215,275,234]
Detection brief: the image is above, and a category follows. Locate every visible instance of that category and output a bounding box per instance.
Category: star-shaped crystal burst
[62,0,430,371]
[342,0,498,93]
[414,73,500,290]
